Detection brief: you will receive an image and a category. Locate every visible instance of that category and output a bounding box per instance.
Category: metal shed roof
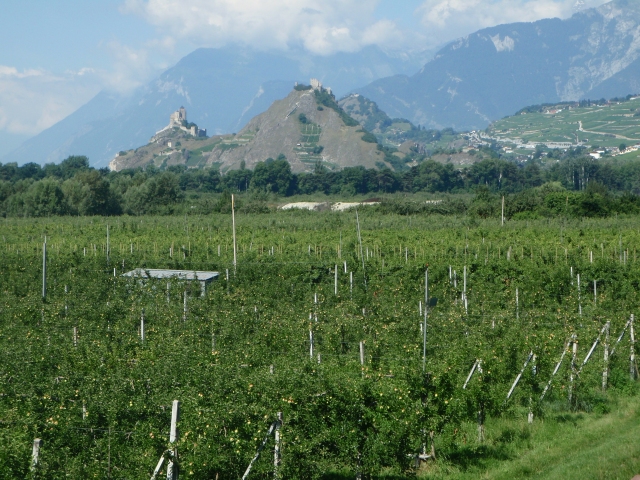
[123,269,219,282]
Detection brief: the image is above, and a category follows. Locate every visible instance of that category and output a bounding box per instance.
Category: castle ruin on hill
[154,106,207,139]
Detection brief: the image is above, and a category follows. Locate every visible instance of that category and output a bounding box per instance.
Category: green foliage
[217,143,239,151]
[0,214,639,477]
[251,156,293,195]
[122,171,183,215]
[360,131,378,144]
[314,90,359,127]
[349,96,393,133]
[4,153,640,217]
[23,178,67,216]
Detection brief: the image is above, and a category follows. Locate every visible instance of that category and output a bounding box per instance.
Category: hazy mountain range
[5,0,640,168]
[4,47,424,168]
[355,0,640,131]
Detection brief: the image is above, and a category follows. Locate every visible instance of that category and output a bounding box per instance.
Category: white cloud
[122,0,403,55]
[0,66,44,79]
[417,0,608,48]
[0,67,101,135]
[100,41,156,92]
[0,40,172,138]
[0,0,613,139]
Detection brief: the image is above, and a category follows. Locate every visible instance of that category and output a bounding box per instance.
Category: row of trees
[1,154,640,217]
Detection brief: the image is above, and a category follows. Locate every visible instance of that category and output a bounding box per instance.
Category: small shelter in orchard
[123,269,219,296]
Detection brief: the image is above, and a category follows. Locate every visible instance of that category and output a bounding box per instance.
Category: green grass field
[415,394,640,479]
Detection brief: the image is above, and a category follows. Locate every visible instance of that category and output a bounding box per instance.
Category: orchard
[0,211,638,478]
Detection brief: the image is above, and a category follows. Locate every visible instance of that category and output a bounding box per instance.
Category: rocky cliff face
[354,0,640,131]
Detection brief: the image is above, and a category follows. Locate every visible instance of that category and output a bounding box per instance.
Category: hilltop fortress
[153,106,207,139]
[108,107,207,172]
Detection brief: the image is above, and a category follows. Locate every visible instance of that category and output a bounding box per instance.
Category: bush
[314,90,359,127]
[361,131,378,143]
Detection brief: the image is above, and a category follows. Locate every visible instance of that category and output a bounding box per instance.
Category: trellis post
[423,269,428,373]
[350,272,353,298]
[360,341,365,366]
[106,224,110,264]
[602,321,609,390]
[355,208,366,288]
[632,315,638,381]
[577,274,582,315]
[232,194,237,275]
[182,291,187,322]
[42,239,47,300]
[141,309,145,344]
[31,438,42,473]
[274,412,283,479]
[463,266,468,316]
[569,339,578,406]
[167,400,180,480]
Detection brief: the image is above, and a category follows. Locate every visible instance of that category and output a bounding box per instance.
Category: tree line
[1,153,640,217]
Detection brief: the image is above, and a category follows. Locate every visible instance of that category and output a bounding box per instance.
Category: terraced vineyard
[295,122,324,165]
[488,97,640,149]
[0,212,639,478]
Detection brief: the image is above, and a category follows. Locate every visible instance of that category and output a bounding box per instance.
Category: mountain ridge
[353,0,640,131]
[3,46,423,168]
[6,0,640,168]
[111,85,387,174]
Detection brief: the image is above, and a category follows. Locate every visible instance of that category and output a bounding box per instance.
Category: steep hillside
[339,94,467,154]
[3,46,423,168]
[203,86,386,173]
[338,94,395,133]
[110,86,389,173]
[485,95,640,151]
[354,0,640,131]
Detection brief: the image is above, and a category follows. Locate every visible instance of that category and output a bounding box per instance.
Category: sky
[0,0,609,156]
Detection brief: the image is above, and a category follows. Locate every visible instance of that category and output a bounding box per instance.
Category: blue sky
[0,0,608,156]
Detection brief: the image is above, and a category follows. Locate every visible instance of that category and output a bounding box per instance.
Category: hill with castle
[109,80,388,173]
